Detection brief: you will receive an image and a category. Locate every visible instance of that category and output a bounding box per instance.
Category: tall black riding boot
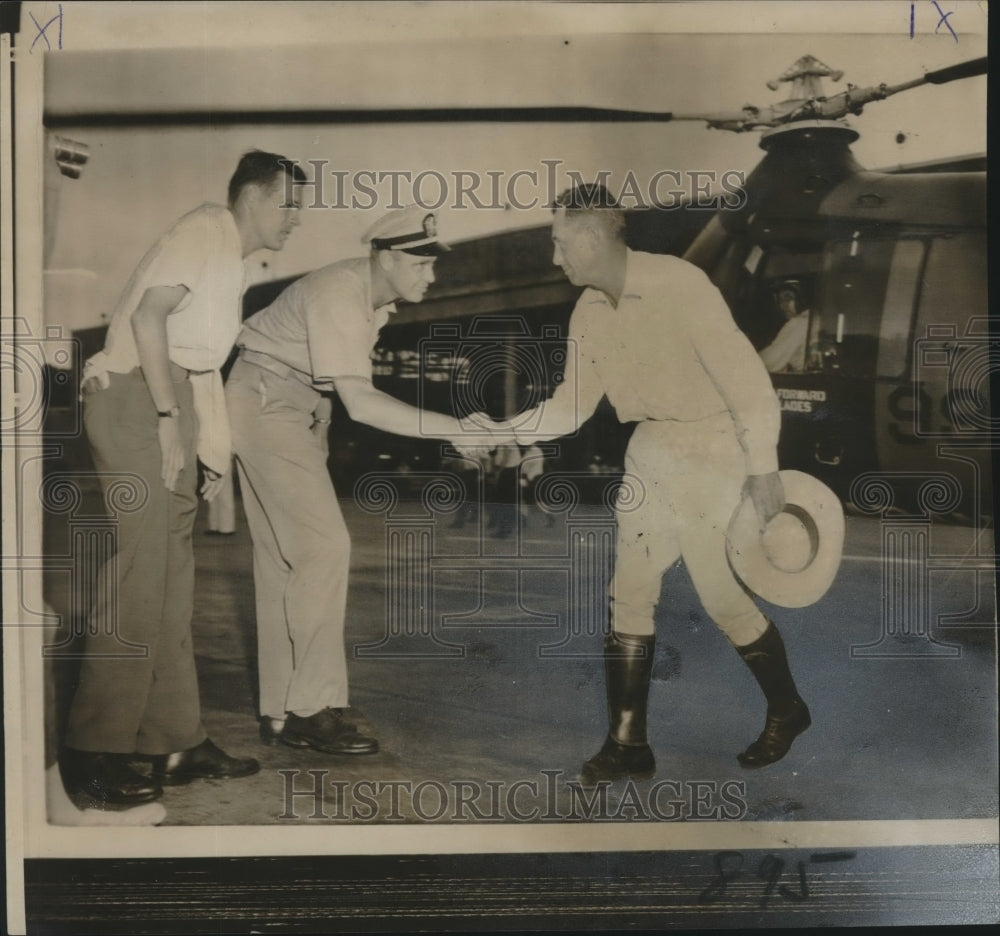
[735,621,811,768]
[580,632,656,784]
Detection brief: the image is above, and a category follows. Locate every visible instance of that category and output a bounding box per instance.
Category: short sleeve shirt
[238,257,394,387]
[84,204,246,378]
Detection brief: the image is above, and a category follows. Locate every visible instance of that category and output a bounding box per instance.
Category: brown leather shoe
[61,749,163,806]
[280,708,379,755]
[151,738,260,785]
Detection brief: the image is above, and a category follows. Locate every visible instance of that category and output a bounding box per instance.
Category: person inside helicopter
[759,280,822,373]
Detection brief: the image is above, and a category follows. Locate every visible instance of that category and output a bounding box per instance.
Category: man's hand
[200,467,226,502]
[452,442,494,460]
[453,413,521,457]
[744,471,786,533]
[456,411,498,446]
[489,417,521,449]
[80,371,110,398]
[158,417,184,493]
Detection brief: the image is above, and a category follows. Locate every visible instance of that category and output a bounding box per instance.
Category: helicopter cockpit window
[743,242,825,373]
[811,235,893,380]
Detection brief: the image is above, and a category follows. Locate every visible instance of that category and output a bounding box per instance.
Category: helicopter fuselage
[685,123,989,516]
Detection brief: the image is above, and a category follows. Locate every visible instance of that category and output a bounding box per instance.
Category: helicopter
[677,53,990,516]
[39,42,989,516]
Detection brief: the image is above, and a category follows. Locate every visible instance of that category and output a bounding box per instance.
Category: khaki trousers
[612,413,768,644]
[65,367,207,755]
[226,356,351,720]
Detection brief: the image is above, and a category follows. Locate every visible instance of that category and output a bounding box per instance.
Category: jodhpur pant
[611,413,769,646]
[226,356,351,720]
[65,366,207,755]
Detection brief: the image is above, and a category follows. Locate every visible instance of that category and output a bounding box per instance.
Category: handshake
[450,412,522,458]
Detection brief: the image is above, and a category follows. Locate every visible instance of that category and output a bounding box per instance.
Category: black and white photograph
[2,1,995,931]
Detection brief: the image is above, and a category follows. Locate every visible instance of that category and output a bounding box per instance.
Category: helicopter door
[757,232,901,491]
[805,233,902,485]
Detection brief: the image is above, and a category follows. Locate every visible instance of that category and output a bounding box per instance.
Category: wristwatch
[157,405,181,418]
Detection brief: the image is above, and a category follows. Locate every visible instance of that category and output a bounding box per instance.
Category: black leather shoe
[281,708,379,755]
[737,699,811,768]
[61,749,163,806]
[579,734,656,785]
[151,738,260,785]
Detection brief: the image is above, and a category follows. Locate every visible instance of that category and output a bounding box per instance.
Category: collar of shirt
[582,248,647,309]
[358,257,396,332]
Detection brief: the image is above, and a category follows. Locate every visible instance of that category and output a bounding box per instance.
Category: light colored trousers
[66,366,207,755]
[226,356,350,720]
[612,413,769,646]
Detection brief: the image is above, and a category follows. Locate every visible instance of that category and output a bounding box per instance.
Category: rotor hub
[759,120,859,149]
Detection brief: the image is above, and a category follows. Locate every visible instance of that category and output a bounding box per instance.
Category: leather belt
[238,347,314,387]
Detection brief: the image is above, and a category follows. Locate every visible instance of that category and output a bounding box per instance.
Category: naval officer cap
[362,204,450,256]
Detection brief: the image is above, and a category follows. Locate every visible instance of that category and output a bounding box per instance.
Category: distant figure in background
[60,150,305,808]
[759,281,817,373]
[520,444,554,528]
[446,447,490,531]
[489,443,523,539]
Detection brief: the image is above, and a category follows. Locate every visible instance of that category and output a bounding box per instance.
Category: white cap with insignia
[362,204,450,256]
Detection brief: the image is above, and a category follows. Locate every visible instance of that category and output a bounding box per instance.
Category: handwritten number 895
[699,851,850,907]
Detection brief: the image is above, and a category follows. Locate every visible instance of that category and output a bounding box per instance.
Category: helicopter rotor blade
[46,106,705,128]
[45,105,757,129]
[924,56,987,85]
[879,56,988,97]
[44,57,985,131]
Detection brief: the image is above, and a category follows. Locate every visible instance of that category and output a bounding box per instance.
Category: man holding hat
[506,183,814,783]
[227,204,481,755]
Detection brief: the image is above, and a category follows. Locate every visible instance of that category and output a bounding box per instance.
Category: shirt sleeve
[301,269,376,383]
[759,314,808,373]
[140,208,214,299]
[517,300,605,443]
[685,267,781,475]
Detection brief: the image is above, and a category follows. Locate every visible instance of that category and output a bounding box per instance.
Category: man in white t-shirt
[61,151,306,808]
